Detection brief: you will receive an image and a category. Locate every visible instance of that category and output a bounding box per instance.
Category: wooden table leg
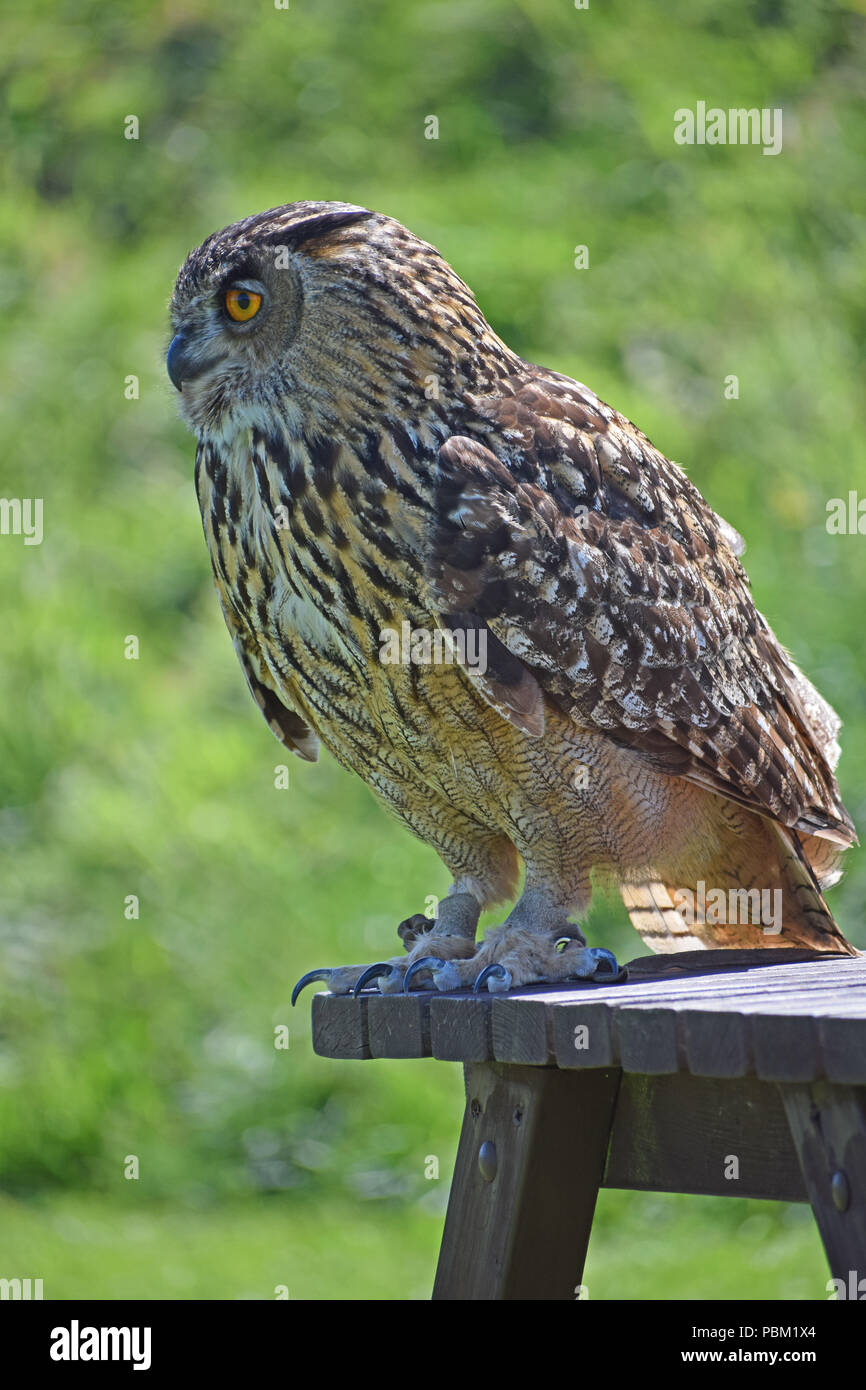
[780,1081,866,1295]
[433,1062,621,1300]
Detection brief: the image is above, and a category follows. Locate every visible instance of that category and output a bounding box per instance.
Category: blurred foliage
[0,0,864,1298]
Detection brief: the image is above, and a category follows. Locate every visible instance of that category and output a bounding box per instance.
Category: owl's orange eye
[225,287,263,322]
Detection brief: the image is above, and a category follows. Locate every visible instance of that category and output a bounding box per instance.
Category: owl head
[167,200,506,442]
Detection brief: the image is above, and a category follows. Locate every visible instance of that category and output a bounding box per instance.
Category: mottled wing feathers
[428,373,854,845]
[439,610,546,738]
[223,600,320,763]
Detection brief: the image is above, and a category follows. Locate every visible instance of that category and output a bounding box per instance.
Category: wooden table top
[309,948,866,1083]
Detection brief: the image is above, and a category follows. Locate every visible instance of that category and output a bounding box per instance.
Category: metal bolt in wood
[478,1140,497,1182]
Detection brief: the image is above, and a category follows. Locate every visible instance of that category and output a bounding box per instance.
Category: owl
[167,201,857,997]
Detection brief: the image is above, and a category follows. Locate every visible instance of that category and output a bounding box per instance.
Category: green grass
[0,1189,831,1301]
[1,0,864,1298]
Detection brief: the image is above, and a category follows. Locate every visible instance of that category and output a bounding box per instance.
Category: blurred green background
[1,0,865,1299]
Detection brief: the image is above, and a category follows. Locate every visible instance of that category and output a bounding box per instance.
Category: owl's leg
[411,881,625,994]
[292,835,518,1002]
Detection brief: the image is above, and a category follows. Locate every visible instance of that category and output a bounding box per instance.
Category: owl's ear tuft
[262,207,375,253]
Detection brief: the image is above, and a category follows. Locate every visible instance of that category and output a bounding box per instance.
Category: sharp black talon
[403,956,441,993]
[291,968,333,1006]
[588,948,627,983]
[473,962,512,993]
[352,962,395,997]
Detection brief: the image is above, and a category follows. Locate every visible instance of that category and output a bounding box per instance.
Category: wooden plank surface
[310,949,866,1080]
[367,993,429,1058]
[603,1073,807,1201]
[430,995,492,1062]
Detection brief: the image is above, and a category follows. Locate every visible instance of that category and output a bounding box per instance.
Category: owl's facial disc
[168,256,306,437]
[167,276,270,393]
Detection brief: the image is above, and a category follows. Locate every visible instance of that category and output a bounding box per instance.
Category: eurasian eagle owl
[167,201,856,997]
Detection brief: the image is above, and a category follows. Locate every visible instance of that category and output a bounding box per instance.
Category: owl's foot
[407,885,627,993]
[404,921,625,994]
[396,913,437,950]
[291,960,399,1003]
[472,929,625,992]
[291,892,481,1002]
[291,933,478,1002]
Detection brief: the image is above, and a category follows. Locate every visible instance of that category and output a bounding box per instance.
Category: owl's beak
[166,333,192,392]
